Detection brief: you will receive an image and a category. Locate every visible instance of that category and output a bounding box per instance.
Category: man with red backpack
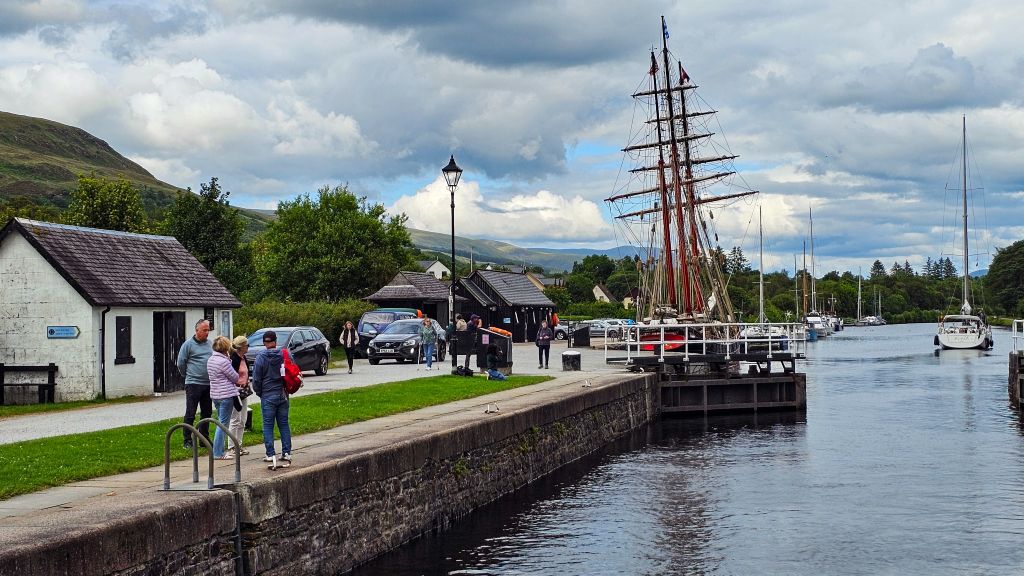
[252,330,293,469]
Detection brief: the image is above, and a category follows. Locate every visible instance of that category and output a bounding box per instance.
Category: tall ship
[935,116,993,350]
[606,17,756,325]
[603,17,805,415]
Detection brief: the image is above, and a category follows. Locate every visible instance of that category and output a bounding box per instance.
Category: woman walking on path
[420,318,438,370]
[339,320,358,374]
[252,330,292,468]
[227,335,251,456]
[536,320,553,369]
[207,336,240,460]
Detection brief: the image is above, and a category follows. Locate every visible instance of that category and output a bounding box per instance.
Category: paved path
[0,342,620,445]
[0,345,630,525]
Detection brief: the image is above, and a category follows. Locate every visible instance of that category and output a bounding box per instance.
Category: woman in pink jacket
[207,336,240,460]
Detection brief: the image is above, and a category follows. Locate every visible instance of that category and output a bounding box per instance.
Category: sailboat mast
[802,241,808,316]
[793,254,800,317]
[659,17,691,315]
[758,206,765,324]
[857,269,862,321]
[961,115,970,311]
[648,52,677,311]
[809,208,817,312]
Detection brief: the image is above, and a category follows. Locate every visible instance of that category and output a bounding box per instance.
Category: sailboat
[935,116,993,350]
[740,207,789,349]
[803,208,831,337]
[606,16,755,329]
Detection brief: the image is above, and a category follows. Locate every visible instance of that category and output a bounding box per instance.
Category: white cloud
[128,155,199,184]
[390,177,612,243]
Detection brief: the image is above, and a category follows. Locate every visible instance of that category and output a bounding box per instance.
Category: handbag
[238,385,253,400]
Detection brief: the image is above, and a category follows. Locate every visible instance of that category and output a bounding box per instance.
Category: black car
[367,319,447,365]
[356,309,420,357]
[246,326,332,375]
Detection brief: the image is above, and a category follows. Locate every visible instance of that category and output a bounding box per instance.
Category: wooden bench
[0,363,58,404]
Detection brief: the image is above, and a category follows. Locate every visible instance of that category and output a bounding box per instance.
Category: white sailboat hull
[936,315,993,350]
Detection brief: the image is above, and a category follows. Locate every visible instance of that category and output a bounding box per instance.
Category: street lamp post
[442,155,463,373]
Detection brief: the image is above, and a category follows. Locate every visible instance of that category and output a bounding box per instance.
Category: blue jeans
[212,398,234,458]
[261,395,292,457]
[487,369,507,381]
[423,342,435,368]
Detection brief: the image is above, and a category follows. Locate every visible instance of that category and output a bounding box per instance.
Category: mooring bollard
[561,350,581,371]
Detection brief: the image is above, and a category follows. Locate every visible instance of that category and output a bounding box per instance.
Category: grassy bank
[0,374,550,500]
[0,396,146,419]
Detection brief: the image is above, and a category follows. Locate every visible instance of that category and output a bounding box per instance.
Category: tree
[65,174,148,233]
[922,257,933,277]
[543,286,571,310]
[257,185,414,301]
[564,273,596,303]
[0,196,61,224]
[869,260,886,280]
[163,177,250,297]
[941,257,957,279]
[726,246,751,274]
[605,271,635,299]
[987,240,1024,315]
[571,255,615,284]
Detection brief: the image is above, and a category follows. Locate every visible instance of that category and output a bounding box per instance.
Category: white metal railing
[606,322,806,364]
[1013,319,1024,352]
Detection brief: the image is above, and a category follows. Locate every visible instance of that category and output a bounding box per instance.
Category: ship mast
[648,52,677,311]
[660,15,690,315]
[960,115,970,314]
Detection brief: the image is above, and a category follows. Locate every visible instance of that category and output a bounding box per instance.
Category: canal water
[351,323,1024,575]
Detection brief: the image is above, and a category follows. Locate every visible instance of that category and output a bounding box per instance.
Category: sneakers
[348,368,352,374]
[544,365,549,369]
[183,440,193,450]
[265,455,290,469]
[282,453,292,462]
[538,364,543,369]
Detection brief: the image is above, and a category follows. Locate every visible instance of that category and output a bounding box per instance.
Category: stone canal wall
[0,373,659,576]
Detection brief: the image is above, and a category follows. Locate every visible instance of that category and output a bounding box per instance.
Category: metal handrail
[163,420,241,490]
[612,321,806,364]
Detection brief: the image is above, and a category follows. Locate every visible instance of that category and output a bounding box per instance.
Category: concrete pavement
[0,342,629,524]
[0,341,620,444]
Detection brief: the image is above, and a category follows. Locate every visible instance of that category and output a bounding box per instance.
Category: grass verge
[0,374,550,501]
[0,396,147,420]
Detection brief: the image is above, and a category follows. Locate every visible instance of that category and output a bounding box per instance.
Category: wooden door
[153,312,186,393]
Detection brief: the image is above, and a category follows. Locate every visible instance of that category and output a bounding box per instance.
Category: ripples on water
[351,324,1024,575]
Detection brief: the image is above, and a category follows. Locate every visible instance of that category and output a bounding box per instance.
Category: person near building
[536,319,554,369]
[463,314,481,369]
[339,320,358,374]
[228,335,252,456]
[252,330,292,467]
[420,317,438,370]
[207,336,240,460]
[485,344,507,381]
[176,318,213,450]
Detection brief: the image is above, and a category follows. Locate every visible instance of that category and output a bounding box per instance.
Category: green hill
[0,110,271,234]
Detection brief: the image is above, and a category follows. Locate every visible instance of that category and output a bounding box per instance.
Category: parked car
[246,326,332,375]
[367,318,447,365]
[577,319,622,339]
[357,308,420,357]
[553,323,570,340]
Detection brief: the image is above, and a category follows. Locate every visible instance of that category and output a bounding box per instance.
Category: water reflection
[351,324,1024,575]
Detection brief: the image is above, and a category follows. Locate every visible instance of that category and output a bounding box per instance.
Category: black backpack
[455,365,475,377]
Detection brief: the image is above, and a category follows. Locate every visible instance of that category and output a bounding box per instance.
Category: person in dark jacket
[536,319,553,369]
[485,344,507,381]
[252,330,292,468]
[339,320,358,374]
[463,314,481,369]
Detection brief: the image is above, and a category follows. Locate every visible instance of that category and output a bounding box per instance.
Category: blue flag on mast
[663,20,669,39]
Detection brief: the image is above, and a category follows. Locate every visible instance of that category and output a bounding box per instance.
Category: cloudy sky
[1,0,1022,274]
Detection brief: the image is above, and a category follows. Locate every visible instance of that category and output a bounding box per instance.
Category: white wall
[0,234,97,401]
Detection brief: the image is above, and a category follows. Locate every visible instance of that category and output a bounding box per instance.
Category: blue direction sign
[47,326,80,339]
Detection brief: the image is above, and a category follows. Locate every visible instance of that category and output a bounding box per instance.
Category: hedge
[234,300,376,345]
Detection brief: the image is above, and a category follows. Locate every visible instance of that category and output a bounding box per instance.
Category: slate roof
[366,271,465,302]
[471,269,554,307]
[1,218,241,308]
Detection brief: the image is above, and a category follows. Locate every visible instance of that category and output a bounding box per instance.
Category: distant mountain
[970,268,988,277]
[0,110,272,235]
[408,228,641,273]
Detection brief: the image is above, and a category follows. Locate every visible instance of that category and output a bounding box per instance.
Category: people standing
[207,336,240,460]
[536,319,553,369]
[252,330,292,468]
[228,335,252,456]
[463,315,481,369]
[339,321,358,374]
[176,318,213,449]
[485,344,507,381]
[420,318,438,370]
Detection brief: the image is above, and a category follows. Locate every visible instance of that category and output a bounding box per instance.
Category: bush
[564,301,633,319]
[234,300,376,345]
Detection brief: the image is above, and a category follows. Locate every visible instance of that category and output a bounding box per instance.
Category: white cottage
[0,218,241,402]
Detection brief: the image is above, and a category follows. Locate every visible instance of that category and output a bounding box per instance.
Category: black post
[442,155,463,373]
[450,184,457,372]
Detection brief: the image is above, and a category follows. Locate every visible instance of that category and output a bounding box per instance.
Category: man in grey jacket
[176,319,213,449]
[252,330,292,467]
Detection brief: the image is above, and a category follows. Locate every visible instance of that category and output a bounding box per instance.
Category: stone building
[0,218,240,402]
